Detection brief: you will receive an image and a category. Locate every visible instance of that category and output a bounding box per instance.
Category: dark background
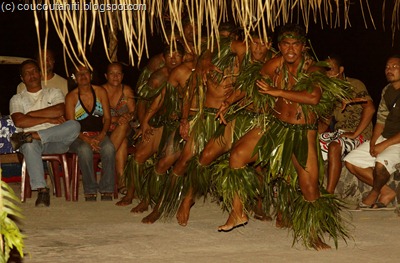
[1,0,400,117]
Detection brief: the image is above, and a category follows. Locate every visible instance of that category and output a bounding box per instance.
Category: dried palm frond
[31,0,381,69]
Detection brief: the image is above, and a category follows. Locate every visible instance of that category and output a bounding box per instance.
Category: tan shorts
[343,135,400,174]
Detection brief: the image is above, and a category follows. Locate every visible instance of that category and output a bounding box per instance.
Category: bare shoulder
[65,88,78,102]
[148,67,169,88]
[123,84,135,96]
[146,53,165,72]
[260,56,281,76]
[93,85,108,97]
[306,61,325,74]
[231,40,245,54]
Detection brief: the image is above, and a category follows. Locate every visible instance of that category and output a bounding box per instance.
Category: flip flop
[361,202,396,211]
[347,201,370,211]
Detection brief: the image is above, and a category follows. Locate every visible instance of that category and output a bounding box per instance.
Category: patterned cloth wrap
[319,129,365,161]
[0,115,16,154]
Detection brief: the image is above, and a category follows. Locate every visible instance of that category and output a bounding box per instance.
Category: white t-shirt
[9,87,65,132]
[16,73,68,97]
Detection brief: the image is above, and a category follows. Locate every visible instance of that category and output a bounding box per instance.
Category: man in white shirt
[16,49,68,96]
[10,60,80,207]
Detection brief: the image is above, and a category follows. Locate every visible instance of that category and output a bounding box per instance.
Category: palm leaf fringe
[146,168,168,207]
[291,193,352,249]
[159,174,190,219]
[1,178,24,262]
[212,160,259,212]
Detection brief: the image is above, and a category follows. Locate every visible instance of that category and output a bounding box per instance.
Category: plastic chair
[69,152,118,201]
[20,153,71,202]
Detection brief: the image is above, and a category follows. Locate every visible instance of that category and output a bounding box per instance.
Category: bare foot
[130,199,149,213]
[362,190,379,206]
[377,190,397,206]
[311,237,331,251]
[218,211,248,232]
[253,207,272,222]
[176,199,195,226]
[115,196,133,207]
[142,209,161,224]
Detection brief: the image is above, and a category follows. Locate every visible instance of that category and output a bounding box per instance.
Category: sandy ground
[6,182,400,263]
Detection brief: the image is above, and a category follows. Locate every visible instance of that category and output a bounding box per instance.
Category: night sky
[1,1,400,118]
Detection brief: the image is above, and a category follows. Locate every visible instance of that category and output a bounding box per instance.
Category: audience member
[319,55,375,193]
[9,59,80,207]
[65,65,116,201]
[102,62,135,195]
[345,54,400,210]
[16,49,68,96]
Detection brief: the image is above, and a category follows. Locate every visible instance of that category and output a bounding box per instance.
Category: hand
[141,122,154,142]
[370,142,386,157]
[339,131,358,140]
[179,119,190,141]
[216,101,230,125]
[48,116,66,125]
[256,79,278,96]
[90,137,101,152]
[118,113,131,125]
[83,136,101,152]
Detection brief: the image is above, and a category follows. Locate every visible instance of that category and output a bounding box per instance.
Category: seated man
[16,49,69,96]
[345,54,400,209]
[9,59,80,207]
[319,55,375,194]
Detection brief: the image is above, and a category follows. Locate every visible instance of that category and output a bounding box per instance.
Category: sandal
[101,193,113,201]
[85,193,97,202]
[361,202,396,211]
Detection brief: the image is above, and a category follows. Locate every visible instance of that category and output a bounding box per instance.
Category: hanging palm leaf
[29,0,388,69]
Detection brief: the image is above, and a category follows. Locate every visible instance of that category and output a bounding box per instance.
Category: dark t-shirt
[380,84,400,138]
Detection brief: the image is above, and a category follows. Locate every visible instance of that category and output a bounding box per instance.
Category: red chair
[69,153,118,201]
[20,153,71,202]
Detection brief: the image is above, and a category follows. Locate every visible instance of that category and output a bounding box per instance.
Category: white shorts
[343,135,400,174]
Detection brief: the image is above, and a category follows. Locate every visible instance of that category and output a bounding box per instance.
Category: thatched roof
[28,0,399,68]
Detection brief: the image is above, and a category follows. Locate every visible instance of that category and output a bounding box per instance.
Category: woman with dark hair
[65,64,116,201]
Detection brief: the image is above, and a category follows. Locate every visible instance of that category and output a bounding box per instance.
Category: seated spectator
[319,55,375,193]
[345,54,400,209]
[65,65,116,201]
[102,62,135,195]
[9,59,80,207]
[16,49,68,96]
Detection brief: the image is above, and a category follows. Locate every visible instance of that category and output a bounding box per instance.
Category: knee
[344,161,355,173]
[69,120,81,134]
[328,141,341,156]
[102,142,116,157]
[375,162,389,177]
[300,182,320,201]
[77,144,93,160]
[20,141,40,154]
[199,150,214,166]
[156,158,170,173]
[229,148,246,168]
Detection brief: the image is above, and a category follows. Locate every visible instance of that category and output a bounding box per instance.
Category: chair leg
[70,154,79,202]
[20,158,27,202]
[61,154,71,201]
[51,160,62,197]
